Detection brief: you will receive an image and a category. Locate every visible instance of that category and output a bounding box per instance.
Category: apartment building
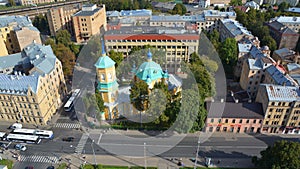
[0,16,41,57]
[256,84,300,134]
[18,0,64,6]
[104,26,199,73]
[72,4,107,43]
[271,16,300,32]
[0,42,67,125]
[107,9,151,26]
[205,92,263,133]
[219,19,253,42]
[47,4,81,36]
[264,65,296,86]
[240,56,274,98]
[266,20,299,50]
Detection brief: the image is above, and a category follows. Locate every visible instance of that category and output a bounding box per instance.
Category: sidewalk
[60,153,254,169]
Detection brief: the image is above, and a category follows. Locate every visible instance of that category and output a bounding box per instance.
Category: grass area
[83,165,157,169]
[0,159,13,169]
[57,163,67,169]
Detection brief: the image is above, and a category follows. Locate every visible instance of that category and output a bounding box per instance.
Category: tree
[171,3,187,15]
[8,0,15,6]
[56,30,71,47]
[278,2,290,12]
[252,140,300,169]
[130,79,149,111]
[261,36,277,51]
[95,90,105,112]
[219,38,237,65]
[32,14,50,34]
[229,0,242,6]
[52,43,76,77]
[108,50,124,68]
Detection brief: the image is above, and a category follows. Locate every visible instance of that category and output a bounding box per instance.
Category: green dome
[136,61,164,82]
[95,56,115,69]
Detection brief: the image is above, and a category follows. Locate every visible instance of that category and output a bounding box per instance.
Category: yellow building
[256,84,300,134]
[72,4,107,43]
[0,42,67,125]
[19,0,64,6]
[47,4,81,36]
[95,43,118,120]
[0,16,41,57]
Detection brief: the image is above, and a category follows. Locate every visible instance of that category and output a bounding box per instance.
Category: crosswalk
[19,155,59,164]
[75,133,89,154]
[53,123,81,129]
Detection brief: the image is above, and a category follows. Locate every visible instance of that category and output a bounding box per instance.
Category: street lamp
[194,140,201,169]
[144,142,147,169]
[91,140,96,166]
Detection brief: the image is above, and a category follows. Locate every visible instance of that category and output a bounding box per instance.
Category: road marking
[97,133,103,144]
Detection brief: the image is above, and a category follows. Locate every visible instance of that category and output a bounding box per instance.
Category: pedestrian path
[75,133,89,154]
[53,123,81,129]
[19,155,59,164]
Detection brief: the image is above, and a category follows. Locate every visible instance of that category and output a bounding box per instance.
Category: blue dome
[147,49,152,60]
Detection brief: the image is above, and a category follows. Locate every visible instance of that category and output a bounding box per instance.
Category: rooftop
[261,84,300,102]
[221,19,252,37]
[267,20,297,34]
[266,65,294,86]
[0,15,39,32]
[286,7,300,13]
[273,48,295,58]
[287,63,300,72]
[206,101,263,119]
[203,10,236,18]
[120,9,152,17]
[238,43,252,53]
[0,43,58,94]
[273,16,300,23]
[73,5,101,16]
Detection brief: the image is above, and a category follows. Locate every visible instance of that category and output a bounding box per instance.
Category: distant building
[0,16,41,57]
[151,1,176,12]
[272,48,300,65]
[205,91,264,133]
[199,0,210,8]
[219,19,253,42]
[256,84,300,134]
[271,16,300,32]
[245,1,260,10]
[266,20,299,50]
[18,0,64,6]
[239,51,274,98]
[107,9,152,27]
[72,4,107,43]
[0,42,67,125]
[104,26,199,73]
[47,4,81,36]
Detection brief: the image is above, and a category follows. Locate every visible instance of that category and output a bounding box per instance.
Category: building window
[223,127,227,132]
[225,119,228,123]
[246,119,249,123]
[209,127,213,132]
[210,119,214,123]
[244,127,248,133]
[239,119,242,123]
[232,119,235,123]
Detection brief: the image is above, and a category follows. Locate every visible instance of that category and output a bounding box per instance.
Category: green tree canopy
[229,0,242,6]
[32,14,49,35]
[56,30,71,47]
[171,3,187,15]
[108,50,124,68]
[252,140,300,169]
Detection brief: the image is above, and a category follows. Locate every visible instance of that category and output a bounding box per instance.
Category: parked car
[15,144,26,151]
[47,166,54,169]
[25,166,34,169]
[0,142,7,149]
[9,123,22,129]
[62,137,74,142]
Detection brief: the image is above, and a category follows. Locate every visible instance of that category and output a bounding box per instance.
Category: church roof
[94,42,115,69]
[135,61,164,82]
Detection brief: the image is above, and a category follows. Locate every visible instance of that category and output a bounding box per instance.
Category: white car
[15,144,26,151]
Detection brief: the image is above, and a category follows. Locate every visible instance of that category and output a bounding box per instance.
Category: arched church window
[108,73,112,80]
[101,74,105,81]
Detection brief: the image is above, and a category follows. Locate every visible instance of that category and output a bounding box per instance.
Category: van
[9,123,22,129]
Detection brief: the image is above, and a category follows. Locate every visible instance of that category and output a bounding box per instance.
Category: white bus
[64,89,81,112]
[12,129,54,139]
[6,134,41,144]
[0,132,6,141]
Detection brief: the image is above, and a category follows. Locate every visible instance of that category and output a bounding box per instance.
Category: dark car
[47,166,54,169]
[25,166,34,169]
[62,137,74,142]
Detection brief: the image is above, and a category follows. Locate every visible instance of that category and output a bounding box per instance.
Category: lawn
[83,165,157,169]
[0,159,13,169]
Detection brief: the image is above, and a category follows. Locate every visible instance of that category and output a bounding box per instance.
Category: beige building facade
[0,16,41,57]
[72,4,107,43]
[104,27,199,73]
[47,4,81,36]
[18,0,64,6]
[256,84,300,134]
[0,42,67,125]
